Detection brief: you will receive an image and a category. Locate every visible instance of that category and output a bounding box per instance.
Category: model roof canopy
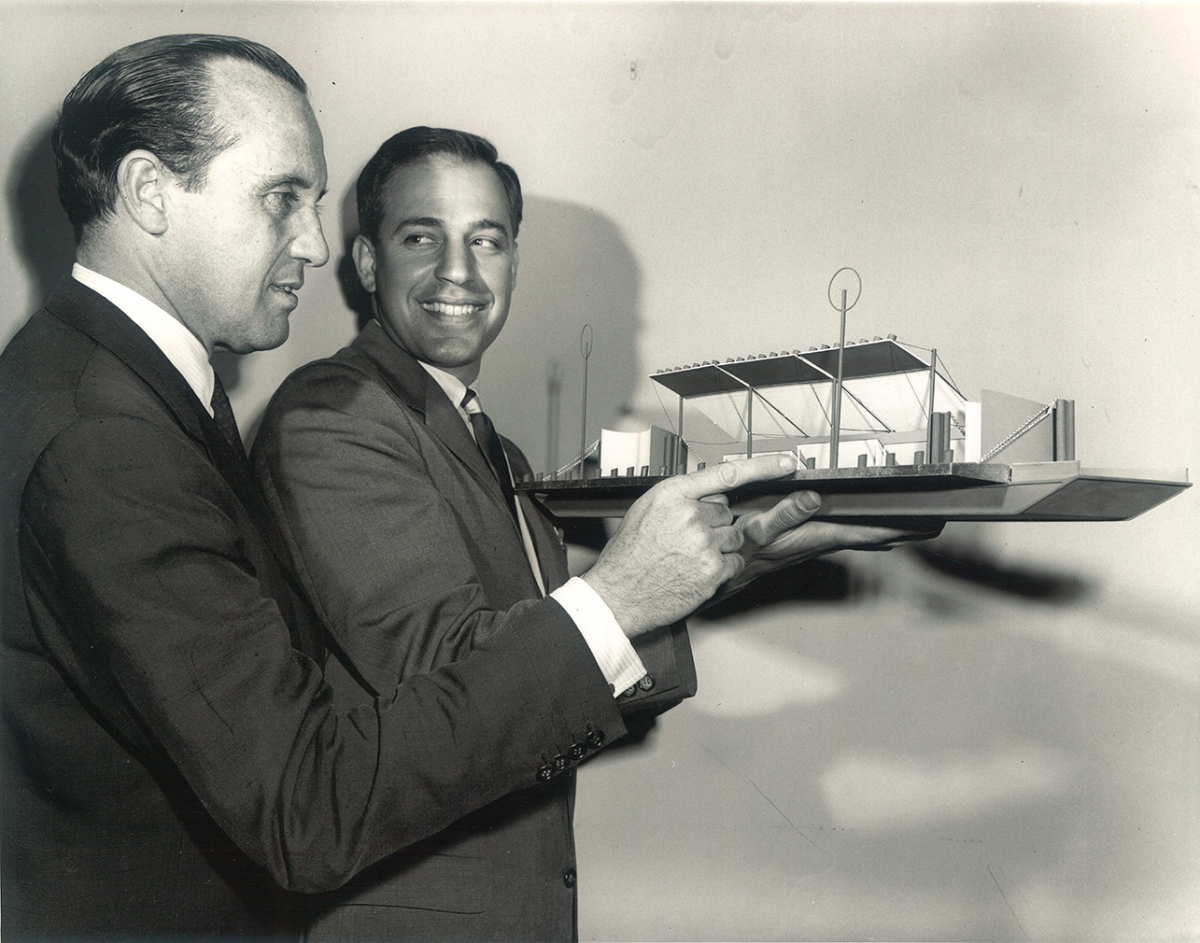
[651,338,945,398]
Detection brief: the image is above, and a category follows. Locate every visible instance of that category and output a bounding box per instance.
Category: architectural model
[516,335,1189,524]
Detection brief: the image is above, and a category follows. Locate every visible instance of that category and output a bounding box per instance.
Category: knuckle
[648,477,679,500]
[740,525,765,548]
[714,462,739,487]
[779,504,807,527]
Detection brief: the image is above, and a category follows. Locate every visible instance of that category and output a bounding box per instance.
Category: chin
[257,316,292,352]
[259,326,291,352]
[222,325,290,355]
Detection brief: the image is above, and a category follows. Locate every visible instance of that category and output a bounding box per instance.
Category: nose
[291,206,330,268]
[434,238,477,285]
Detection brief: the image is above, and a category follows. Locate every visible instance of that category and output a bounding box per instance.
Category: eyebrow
[260,174,326,199]
[393,216,510,236]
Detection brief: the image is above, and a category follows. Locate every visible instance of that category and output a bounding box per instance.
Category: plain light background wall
[3,3,1198,939]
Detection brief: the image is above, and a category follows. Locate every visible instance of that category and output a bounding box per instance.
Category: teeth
[423,301,479,317]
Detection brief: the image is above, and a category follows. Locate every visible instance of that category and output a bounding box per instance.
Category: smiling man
[359,151,519,379]
[253,127,931,941]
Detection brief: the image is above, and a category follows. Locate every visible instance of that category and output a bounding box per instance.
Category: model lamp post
[827,267,862,469]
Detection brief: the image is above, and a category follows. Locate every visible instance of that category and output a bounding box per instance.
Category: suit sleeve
[19,413,627,894]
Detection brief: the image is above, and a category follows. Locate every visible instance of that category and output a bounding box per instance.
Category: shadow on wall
[484,195,642,477]
[6,119,76,343]
[334,176,372,334]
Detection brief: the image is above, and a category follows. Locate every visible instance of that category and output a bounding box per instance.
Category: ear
[116,150,170,235]
[510,240,519,291]
[352,234,378,293]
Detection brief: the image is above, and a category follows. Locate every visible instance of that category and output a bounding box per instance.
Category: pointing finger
[668,453,798,501]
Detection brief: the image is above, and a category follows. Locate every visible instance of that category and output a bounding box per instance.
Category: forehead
[205,58,326,188]
[379,156,512,232]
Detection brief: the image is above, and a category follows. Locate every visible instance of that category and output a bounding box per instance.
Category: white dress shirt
[419,361,646,697]
[72,264,215,416]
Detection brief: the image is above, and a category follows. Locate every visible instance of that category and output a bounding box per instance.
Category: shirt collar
[417,360,474,429]
[71,263,215,416]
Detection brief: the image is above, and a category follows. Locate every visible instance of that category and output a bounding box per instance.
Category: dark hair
[52,34,307,242]
[356,127,523,243]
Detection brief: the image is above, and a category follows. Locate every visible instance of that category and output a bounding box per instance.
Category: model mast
[827,267,861,468]
[577,324,592,479]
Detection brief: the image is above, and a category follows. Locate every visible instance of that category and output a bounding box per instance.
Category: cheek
[485,309,509,341]
[375,264,418,304]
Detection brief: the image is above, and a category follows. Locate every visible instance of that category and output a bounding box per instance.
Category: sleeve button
[537,765,554,782]
[637,674,656,691]
[585,729,605,749]
[553,754,570,772]
[563,868,577,888]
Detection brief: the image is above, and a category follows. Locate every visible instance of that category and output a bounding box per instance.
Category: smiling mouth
[422,300,484,317]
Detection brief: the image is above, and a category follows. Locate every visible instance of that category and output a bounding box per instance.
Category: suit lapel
[350,322,574,589]
[46,278,318,649]
[49,279,256,496]
[351,321,513,518]
[46,278,215,448]
[345,319,583,587]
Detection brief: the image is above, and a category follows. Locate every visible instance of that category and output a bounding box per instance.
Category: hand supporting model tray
[515,462,1191,524]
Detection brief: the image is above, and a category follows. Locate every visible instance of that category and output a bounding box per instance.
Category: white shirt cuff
[550,577,647,698]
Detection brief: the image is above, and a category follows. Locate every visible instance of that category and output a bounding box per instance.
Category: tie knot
[461,389,483,416]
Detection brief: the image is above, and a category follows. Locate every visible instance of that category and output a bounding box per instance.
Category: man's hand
[582,453,799,637]
[720,490,944,597]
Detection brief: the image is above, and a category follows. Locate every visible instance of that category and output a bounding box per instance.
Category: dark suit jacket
[0,279,631,941]
[253,319,696,941]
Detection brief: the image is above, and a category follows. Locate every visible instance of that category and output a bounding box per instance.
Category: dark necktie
[461,389,519,526]
[210,373,246,460]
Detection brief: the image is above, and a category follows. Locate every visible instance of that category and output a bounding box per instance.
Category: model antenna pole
[676,395,685,474]
[578,325,593,480]
[546,360,561,478]
[925,348,938,462]
[827,267,861,469]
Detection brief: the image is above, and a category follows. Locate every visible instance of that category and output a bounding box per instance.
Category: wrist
[580,570,644,638]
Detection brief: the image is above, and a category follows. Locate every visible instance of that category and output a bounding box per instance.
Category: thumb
[739,491,821,546]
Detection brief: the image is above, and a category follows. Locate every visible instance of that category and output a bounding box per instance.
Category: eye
[266,190,300,216]
[403,232,437,246]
